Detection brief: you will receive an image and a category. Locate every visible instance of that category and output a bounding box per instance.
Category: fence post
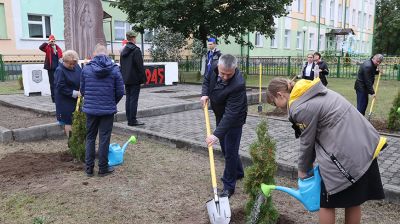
[336,56,341,78]
[185,56,189,72]
[0,54,5,82]
[287,56,291,76]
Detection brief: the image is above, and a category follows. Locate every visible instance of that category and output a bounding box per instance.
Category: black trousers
[47,69,55,102]
[125,84,141,124]
[85,114,114,172]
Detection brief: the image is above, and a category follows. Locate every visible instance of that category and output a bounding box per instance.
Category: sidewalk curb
[12,123,64,142]
[113,122,400,205]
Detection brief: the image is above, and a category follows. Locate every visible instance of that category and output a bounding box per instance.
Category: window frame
[27,14,51,39]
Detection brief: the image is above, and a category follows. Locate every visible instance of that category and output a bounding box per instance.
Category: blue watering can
[108,136,137,166]
[261,166,321,212]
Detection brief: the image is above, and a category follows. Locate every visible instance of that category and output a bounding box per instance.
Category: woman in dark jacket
[54,50,81,137]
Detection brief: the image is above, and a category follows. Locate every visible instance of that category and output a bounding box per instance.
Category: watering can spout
[108,135,137,166]
[121,136,137,153]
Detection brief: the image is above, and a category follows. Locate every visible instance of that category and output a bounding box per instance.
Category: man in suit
[201,54,247,198]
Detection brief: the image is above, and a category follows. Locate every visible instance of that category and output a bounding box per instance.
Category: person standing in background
[204,38,222,77]
[39,35,63,103]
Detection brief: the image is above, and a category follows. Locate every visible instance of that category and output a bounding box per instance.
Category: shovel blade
[206,197,231,224]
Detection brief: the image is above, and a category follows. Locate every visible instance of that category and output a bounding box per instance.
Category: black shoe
[85,167,94,177]
[98,166,115,177]
[128,120,145,126]
[219,189,234,198]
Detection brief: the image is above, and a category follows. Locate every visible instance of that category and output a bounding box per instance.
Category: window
[285,4,291,13]
[144,29,155,43]
[345,7,349,24]
[338,4,343,23]
[330,0,335,25]
[309,33,315,50]
[352,9,356,26]
[358,11,362,28]
[319,34,325,50]
[284,30,290,49]
[363,13,367,29]
[297,0,304,13]
[311,0,317,16]
[270,29,278,48]
[255,32,263,47]
[27,14,51,38]
[321,0,326,18]
[114,20,132,40]
[368,15,372,29]
[296,31,302,49]
[0,3,7,39]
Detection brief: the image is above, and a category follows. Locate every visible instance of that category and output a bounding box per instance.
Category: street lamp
[302,26,308,59]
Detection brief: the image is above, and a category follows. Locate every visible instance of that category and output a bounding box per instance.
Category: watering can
[108,136,137,166]
[261,166,321,212]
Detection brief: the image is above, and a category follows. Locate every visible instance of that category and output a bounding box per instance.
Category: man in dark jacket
[39,35,63,103]
[80,44,125,177]
[313,52,329,86]
[201,54,247,198]
[120,31,147,126]
[354,54,383,115]
[204,38,222,77]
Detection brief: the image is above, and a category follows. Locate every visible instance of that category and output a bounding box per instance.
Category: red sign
[144,65,165,86]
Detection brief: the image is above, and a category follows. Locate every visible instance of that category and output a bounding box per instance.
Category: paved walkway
[0,84,399,198]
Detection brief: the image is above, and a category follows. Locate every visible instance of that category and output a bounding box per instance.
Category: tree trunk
[199,24,208,49]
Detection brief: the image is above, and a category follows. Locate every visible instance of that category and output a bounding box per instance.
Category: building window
[27,14,51,39]
[114,20,132,41]
[0,3,7,39]
[352,9,356,26]
[297,0,304,13]
[358,11,362,28]
[309,33,315,50]
[284,30,290,49]
[311,0,317,16]
[255,32,263,47]
[363,13,367,29]
[368,15,372,30]
[270,29,278,48]
[321,0,326,18]
[296,31,302,49]
[285,4,291,13]
[345,7,349,24]
[338,4,343,23]
[319,34,325,50]
[330,0,334,25]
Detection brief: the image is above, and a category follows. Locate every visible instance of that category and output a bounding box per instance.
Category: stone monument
[64,0,106,59]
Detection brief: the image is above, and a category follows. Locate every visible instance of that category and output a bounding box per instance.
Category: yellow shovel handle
[203,104,218,189]
[75,96,81,112]
[368,72,381,115]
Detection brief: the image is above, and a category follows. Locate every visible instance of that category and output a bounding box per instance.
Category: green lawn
[0,80,23,95]
[180,72,400,120]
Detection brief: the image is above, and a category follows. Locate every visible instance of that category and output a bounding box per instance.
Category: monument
[64,0,106,59]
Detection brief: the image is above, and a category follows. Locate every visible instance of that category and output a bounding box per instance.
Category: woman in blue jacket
[54,50,82,137]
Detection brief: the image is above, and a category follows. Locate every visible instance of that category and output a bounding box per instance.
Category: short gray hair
[373,54,384,63]
[93,43,108,56]
[62,50,79,62]
[218,54,237,69]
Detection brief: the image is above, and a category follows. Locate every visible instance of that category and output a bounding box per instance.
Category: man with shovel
[354,54,384,115]
[201,54,247,198]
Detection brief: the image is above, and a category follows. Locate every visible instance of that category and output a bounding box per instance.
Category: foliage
[68,97,86,162]
[244,120,279,224]
[149,28,186,62]
[373,0,400,55]
[111,0,292,47]
[189,39,207,58]
[388,90,400,130]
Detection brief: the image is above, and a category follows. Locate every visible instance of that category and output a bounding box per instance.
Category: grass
[0,80,23,95]
[180,72,400,120]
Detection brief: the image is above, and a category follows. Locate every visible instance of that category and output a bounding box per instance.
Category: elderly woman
[54,50,82,137]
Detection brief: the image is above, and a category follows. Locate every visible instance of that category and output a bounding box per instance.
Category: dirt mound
[0,151,83,183]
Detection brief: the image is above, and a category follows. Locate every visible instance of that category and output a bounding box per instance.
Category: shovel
[203,104,231,224]
[368,72,382,121]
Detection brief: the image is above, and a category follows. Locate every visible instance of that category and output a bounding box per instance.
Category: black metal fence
[1,54,400,81]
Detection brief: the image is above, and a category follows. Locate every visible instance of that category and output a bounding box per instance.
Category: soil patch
[0,104,54,129]
[0,135,399,223]
[0,151,82,186]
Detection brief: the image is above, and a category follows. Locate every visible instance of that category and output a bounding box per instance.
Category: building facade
[218,0,376,57]
[0,0,152,57]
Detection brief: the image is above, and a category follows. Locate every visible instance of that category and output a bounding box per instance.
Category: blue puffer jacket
[80,55,125,116]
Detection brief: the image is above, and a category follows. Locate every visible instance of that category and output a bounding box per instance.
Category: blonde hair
[62,50,79,62]
[266,78,295,104]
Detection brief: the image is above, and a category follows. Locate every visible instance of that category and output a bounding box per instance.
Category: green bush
[388,90,400,130]
[68,98,86,162]
[244,120,279,224]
